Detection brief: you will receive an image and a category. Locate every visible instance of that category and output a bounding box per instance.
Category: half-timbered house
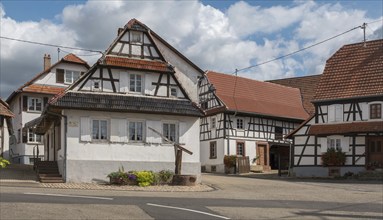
[198,71,309,173]
[0,99,14,160]
[287,39,383,177]
[6,54,89,164]
[29,19,204,183]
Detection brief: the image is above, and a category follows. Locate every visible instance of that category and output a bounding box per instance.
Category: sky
[0,0,382,99]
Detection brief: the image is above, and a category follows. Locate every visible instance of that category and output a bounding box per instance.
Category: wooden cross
[148,127,193,175]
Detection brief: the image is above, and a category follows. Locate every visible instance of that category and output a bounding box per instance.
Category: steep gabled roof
[206,71,309,120]
[314,39,383,102]
[268,74,321,115]
[0,99,14,117]
[6,53,89,103]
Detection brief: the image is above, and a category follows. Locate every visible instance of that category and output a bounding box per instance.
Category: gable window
[92,119,108,140]
[237,142,245,156]
[28,97,42,112]
[370,104,382,119]
[236,118,244,129]
[92,80,100,91]
[28,129,42,143]
[211,117,216,129]
[275,126,283,140]
[163,123,177,143]
[129,74,142,93]
[131,32,142,44]
[170,87,177,97]
[128,121,143,142]
[210,141,217,159]
[64,70,80,84]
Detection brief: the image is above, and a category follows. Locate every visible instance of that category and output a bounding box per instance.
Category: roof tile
[308,121,383,135]
[104,56,172,73]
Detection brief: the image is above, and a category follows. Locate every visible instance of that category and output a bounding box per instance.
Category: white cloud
[0,0,382,99]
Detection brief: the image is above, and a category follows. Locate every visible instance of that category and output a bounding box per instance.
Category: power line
[0,36,103,54]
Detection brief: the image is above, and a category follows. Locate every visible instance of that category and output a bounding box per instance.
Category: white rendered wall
[34,63,88,87]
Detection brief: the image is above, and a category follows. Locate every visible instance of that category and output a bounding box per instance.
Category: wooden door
[366,136,383,167]
[257,145,267,166]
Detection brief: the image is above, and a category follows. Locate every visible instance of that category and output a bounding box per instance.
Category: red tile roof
[268,74,321,115]
[314,39,383,102]
[308,121,383,136]
[0,99,14,117]
[62,53,88,65]
[207,71,309,120]
[23,84,66,95]
[104,56,172,73]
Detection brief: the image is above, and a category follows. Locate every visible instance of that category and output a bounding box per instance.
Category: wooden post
[175,149,183,175]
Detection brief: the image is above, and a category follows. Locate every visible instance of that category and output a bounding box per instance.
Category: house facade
[0,99,14,160]
[6,54,89,164]
[199,71,309,173]
[30,19,204,183]
[288,39,383,177]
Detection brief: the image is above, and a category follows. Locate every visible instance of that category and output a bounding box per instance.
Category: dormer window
[65,70,80,84]
[370,103,382,119]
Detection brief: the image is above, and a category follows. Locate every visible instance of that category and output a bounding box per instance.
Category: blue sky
[0,0,382,98]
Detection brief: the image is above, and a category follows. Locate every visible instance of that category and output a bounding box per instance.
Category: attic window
[131,32,142,44]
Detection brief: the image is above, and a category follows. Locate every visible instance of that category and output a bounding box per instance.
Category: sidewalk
[0,164,38,183]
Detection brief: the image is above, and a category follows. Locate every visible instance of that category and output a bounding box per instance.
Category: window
[129,74,142,93]
[64,70,80,84]
[28,97,42,112]
[128,121,143,142]
[92,120,108,140]
[93,80,100,90]
[370,104,382,119]
[210,141,217,159]
[211,117,216,129]
[328,138,341,151]
[163,123,177,142]
[170,87,177,97]
[236,118,244,129]
[28,129,42,143]
[237,142,245,156]
[131,32,142,44]
[328,104,343,122]
[275,126,283,140]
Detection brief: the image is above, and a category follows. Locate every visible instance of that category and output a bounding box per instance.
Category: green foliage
[321,147,346,166]
[224,155,237,168]
[107,166,137,185]
[134,171,154,187]
[0,157,10,168]
[153,170,174,185]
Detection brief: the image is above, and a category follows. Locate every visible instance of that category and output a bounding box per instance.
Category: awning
[308,121,383,136]
[24,114,58,135]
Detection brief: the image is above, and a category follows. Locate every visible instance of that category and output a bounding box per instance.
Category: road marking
[24,192,113,200]
[147,203,230,219]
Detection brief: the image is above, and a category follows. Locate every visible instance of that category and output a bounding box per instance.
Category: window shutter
[178,122,187,144]
[80,117,91,142]
[320,138,328,153]
[341,137,350,152]
[56,69,65,83]
[335,105,343,122]
[120,72,129,92]
[22,129,27,143]
[110,119,127,142]
[146,120,162,144]
[361,103,368,121]
[328,105,335,122]
[23,96,28,111]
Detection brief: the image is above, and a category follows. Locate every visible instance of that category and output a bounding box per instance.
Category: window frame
[162,122,177,143]
[128,121,144,142]
[27,97,42,112]
[91,119,108,141]
[327,138,342,151]
[236,141,245,157]
[211,117,216,129]
[130,31,143,44]
[27,128,42,144]
[64,70,80,84]
[370,103,382,119]
[170,87,178,97]
[129,73,142,93]
[236,118,244,129]
[209,141,217,159]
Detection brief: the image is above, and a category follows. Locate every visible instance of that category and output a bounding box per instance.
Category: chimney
[43,54,51,71]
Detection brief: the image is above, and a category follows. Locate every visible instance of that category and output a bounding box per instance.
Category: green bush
[321,147,346,166]
[134,171,154,187]
[158,170,174,184]
[224,155,237,168]
[0,157,10,169]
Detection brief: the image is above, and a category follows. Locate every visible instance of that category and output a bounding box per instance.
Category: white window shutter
[361,103,368,121]
[146,120,161,144]
[320,137,328,153]
[80,117,91,142]
[341,137,350,152]
[178,122,188,144]
[120,72,128,92]
[335,105,343,122]
[119,119,127,142]
[328,105,335,122]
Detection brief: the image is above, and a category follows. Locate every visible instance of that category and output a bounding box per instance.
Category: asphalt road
[1,173,382,219]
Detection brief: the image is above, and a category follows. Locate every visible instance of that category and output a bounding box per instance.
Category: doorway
[366,136,383,168]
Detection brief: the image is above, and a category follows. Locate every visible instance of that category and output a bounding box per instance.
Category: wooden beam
[148,127,192,155]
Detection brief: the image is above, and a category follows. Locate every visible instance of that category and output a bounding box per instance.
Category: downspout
[46,110,67,183]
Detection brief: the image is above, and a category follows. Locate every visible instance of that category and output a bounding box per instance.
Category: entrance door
[257,145,267,166]
[366,136,383,168]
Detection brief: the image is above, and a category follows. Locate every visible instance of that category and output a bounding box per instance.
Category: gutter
[46,110,67,183]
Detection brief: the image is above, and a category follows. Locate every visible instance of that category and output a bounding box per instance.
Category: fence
[236,156,250,174]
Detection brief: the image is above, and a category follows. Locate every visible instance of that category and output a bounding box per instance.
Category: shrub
[158,170,174,184]
[321,147,346,166]
[134,171,154,187]
[224,155,237,168]
[0,157,10,169]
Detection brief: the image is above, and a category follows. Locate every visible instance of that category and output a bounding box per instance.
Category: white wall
[34,62,88,87]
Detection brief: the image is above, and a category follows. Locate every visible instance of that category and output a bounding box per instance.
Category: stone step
[40,178,64,183]
[39,173,62,178]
